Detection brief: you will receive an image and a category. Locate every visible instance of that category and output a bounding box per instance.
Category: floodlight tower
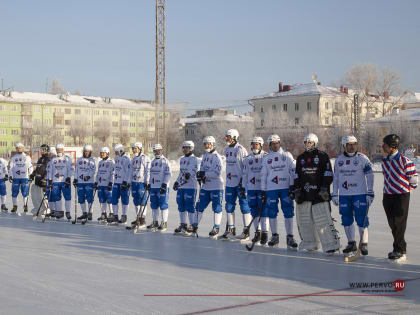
[155,0,166,145]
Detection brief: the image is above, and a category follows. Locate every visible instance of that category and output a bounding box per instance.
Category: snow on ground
[1,173,420,315]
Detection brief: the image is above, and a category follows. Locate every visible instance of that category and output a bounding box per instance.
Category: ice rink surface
[1,173,419,315]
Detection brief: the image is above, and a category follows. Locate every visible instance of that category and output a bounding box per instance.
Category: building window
[295,103,299,111]
[130,122,136,127]
[307,102,311,110]
[93,110,100,115]
[325,102,329,110]
[138,122,144,127]
[261,119,264,127]
[113,111,118,116]
[65,108,71,114]
[0,105,7,111]
[0,130,7,135]
[260,107,264,113]
[11,117,19,123]
[112,121,118,127]
[11,129,19,135]
[295,118,299,125]
[94,121,99,127]
[103,110,109,115]
[283,104,288,111]
[65,120,71,125]
[138,112,144,117]
[130,111,135,117]
[75,109,81,115]
[325,117,329,124]
[0,141,7,147]
[345,103,348,111]
[334,103,339,111]
[85,109,91,114]
[272,104,276,111]
[12,105,19,112]
[0,117,8,123]
[122,121,129,127]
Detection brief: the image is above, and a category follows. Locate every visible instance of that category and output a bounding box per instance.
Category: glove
[47,180,53,189]
[121,181,128,190]
[83,176,91,182]
[93,182,98,190]
[145,183,151,191]
[239,186,246,199]
[318,187,330,202]
[9,176,13,183]
[173,181,179,191]
[160,183,167,195]
[332,195,339,207]
[4,174,8,181]
[288,186,295,200]
[196,171,205,181]
[29,173,35,182]
[261,191,267,204]
[40,179,47,188]
[184,173,191,180]
[107,182,113,191]
[294,188,303,204]
[73,179,78,188]
[366,193,374,207]
[64,177,71,188]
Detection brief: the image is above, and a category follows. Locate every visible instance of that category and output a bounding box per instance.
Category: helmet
[225,129,239,140]
[303,133,318,150]
[132,142,143,150]
[153,144,163,151]
[250,136,264,146]
[83,144,93,152]
[40,144,50,152]
[56,143,65,150]
[100,147,110,154]
[15,142,24,149]
[383,134,400,149]
[114,144,125,155]
[267,134,281,146]
[341,135,357,147]
[203,136,216,144]
[182,141,195,150]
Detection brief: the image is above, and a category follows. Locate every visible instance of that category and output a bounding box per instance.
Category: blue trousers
[77,183,94,204]
[339,194,369,227]
[150,188,169,210]
[12,178,30,198]
[176,188,197,213]
[196,189,223,213]
[112,183,130,206]
[51,182,71,202]
[98,186,112,204]
[131,182,148,206]
[266,188,294,219]
[225,186,251,214]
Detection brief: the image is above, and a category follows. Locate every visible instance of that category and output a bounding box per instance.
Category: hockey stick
[130,189,151,233]
[245,198,266,252]
[126,185,149,231]
[81,188,97,225]
[344,200,370,262]
[71,188,78,224]
[193,180,202,238]
[23,180,32,214]
[33,191,47,221]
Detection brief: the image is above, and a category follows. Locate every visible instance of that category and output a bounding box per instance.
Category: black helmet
[383,134,400,149]
[40,144,50,152]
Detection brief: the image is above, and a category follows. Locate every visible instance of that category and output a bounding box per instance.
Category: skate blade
[287,246,298,251]
[209,235,219,240]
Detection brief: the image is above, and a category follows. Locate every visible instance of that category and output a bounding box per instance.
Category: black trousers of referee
[382,193,410,254]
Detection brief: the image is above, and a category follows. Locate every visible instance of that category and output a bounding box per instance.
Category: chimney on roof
[278,82,283,92]
[384,91,390,99]
[344,87,349,94]
[283,85,291,91]
[340,86,344,92]
[317,82,321,86]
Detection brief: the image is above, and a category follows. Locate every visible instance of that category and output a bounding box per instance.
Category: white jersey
[96,158,115,187]
[200,150,224,191]
[0,158,8,179]
[130,154,151,184]
[261,148,295,191]
[176,154,200,190]
[9,153,33,179]
[150,156,172,188]
[242,151,268,191]
[75,157,96,184]
[113,154,131,184]
[224,143,248,187]
[47,155,74,183]
[333,152,374,196]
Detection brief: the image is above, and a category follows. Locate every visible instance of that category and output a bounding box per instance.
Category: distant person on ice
[332,135,374,257]
[9,143,33,214]
[291,133,340,254]
[381,134,418,263]
[0,156,9,212]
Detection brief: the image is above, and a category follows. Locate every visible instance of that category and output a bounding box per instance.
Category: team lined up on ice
[0,130,417,262]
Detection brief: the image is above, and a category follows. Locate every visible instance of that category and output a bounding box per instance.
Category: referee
[381,134,418,262]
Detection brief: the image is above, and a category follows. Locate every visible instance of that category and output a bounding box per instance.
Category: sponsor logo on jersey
[282,156,286,161]
[353,159,359,166]
[314,157,319,164]
[227,173,232,180]
[249,160,253,165]
[268,159,272,164]
[250,177,256,185]
[255,158,259,163]
[304,182,317,192]
[346,160,350,165]
[300,159,305,165]
[274,157,278,162]
[338,160,344,167]
[271,176,279,184]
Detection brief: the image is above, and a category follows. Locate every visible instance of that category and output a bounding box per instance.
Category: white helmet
[100,147,110,154]
[153,143,163,151]
[182,140,195,150]
[267,134,281,146]
[114,144,125,155]
[303,133,318,150]
[251,136,264,146]
[56,143,65,150]
[203,136,216,144]
[225,129,239,140]
[15,142,24,149]
[83,144,93,152]
[132,142,143,150]
[341,135,357,147]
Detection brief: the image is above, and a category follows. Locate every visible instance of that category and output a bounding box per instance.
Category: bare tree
[94,119,112,145]
[119,131,131,147]
[360,123,380,159]
[69,119,89,145]
[50,79,66,95]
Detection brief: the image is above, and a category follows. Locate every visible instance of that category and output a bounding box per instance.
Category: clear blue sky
[1,0,419,114]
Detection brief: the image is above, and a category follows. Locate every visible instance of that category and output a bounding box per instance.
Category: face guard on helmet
[203,136,216,153]
[303,133,318,151]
